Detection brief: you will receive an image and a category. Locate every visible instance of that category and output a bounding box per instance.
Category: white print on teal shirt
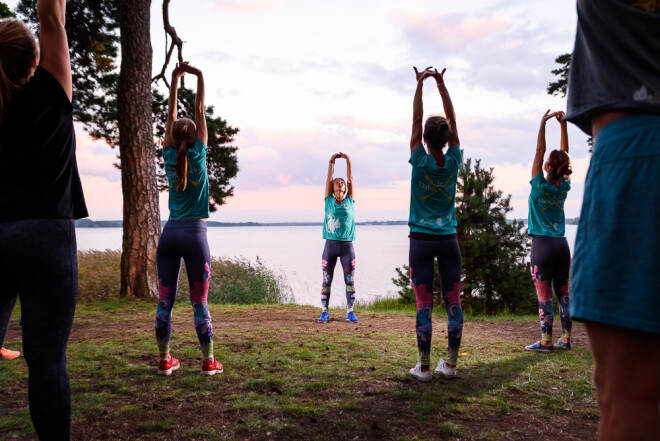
[326,215,341,234]
[541,220,559,232]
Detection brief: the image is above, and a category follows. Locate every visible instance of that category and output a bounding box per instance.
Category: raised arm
[431,68,459,147]
[37,0,71,101]
[557,111,569,154]
[410,66,432,154]
[163,64,185,148]
[340,153,354,199]
[533,110,556,178]
[179,63,207,146]
[325,153,340,198]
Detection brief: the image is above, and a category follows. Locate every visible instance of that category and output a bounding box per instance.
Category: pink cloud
[206,0,278,14]
[396,9,510,47]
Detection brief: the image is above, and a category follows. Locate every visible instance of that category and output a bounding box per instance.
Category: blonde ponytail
[176,141,188,192]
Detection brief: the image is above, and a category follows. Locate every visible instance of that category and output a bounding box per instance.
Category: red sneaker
[0,347,20,360]
[157,355,180,375]
[201,357,223,376]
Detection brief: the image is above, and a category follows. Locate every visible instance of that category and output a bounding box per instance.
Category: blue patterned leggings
[530,235,571,341]
[409,236,463,367]
[155,220,214,360]
[321,240,356,309]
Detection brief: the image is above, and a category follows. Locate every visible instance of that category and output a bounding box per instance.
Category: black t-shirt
[0,67,88,221]
[565,0,660,136]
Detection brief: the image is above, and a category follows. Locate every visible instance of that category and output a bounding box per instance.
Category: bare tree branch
[152,0,183,88]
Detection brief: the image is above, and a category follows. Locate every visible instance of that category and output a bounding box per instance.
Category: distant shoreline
[75,218,579,228]
[75,220,409,228]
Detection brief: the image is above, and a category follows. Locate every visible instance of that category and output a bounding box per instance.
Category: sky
[7,0,590,222]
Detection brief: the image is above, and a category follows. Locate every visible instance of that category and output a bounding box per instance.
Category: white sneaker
[434,359,457,378]
[409,362,432,382]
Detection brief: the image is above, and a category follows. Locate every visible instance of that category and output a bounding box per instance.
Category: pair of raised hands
[541,109,566,124]
[330,152,349,163]
[413,66,446,84]
[172,61,201,79]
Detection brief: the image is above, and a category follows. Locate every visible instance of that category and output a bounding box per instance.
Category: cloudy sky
[8,0,590,222]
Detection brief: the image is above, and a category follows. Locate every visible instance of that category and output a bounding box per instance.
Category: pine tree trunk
[117,0,160,298]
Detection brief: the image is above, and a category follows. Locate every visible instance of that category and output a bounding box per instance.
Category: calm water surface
[75,224,578,307]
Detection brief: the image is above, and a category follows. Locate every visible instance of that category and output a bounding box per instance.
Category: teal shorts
[570,114,660,334]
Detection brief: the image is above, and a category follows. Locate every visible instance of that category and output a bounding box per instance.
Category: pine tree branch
[152,0,183,88]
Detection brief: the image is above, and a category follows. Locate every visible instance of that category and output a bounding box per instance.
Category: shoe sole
[524,347,553,353]
[345,319,359,323]
[200,368,224,376]
[317,320,327,324]
[410,373,432,382]
[157,364,180,376]
[435,371,457,378]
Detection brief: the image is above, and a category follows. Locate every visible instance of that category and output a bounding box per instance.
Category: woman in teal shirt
[407,66,463,382]
[317,152,358,324]
[525,110,572,353]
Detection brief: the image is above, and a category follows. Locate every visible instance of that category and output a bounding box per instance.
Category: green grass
[0,303,598,440]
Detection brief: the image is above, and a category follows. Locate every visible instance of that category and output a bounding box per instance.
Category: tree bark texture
[118,0,160,298]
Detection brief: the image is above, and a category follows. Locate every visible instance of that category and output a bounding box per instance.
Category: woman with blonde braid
[154,62,223,376]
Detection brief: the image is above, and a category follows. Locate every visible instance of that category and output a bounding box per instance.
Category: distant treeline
[74,219,409,228]
[75,218,580,228]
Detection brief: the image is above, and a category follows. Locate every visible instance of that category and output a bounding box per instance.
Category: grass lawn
[0,302,598,440]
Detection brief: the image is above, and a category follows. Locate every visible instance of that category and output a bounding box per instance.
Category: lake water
[76,224,578,307]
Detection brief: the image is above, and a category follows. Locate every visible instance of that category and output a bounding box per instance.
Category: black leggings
[530,235,572,341]
[0,219,77,440]
[321,240,356,309]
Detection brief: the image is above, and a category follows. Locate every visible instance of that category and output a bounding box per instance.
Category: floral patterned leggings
[321,239,356,309]
[409,235,463,367]
[530,235,572,342]
[155,220,214,360]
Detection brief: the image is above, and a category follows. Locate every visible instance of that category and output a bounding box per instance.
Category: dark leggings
[0,219,77,440]
[0,293,18,348]
[155,220,214,359]
[321,240,356,309]
[409,236,463,367]
[530,235,572,341]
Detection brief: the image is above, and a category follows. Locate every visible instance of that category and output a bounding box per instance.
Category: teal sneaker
[346,311,359,323]
[525,341,553,353]
[317,311,329,323]
[554,338,572,350]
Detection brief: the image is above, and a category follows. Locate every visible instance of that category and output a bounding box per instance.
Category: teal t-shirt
[408,145,461,235]
[163,138,210,220]
[527,172,571,237]
[322,195,355,241]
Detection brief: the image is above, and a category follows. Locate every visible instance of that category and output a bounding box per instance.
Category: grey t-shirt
[565,0,660,136]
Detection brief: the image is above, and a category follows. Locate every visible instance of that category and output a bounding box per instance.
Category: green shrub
[77,250,122,302]
[76,251,292,304]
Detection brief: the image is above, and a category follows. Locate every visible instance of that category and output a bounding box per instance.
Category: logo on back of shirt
[419,174,454,201]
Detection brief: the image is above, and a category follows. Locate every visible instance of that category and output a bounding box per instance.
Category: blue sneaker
[317,311,329,323]
[525,340,553,353]
[346,311,359,323]
[554,338,572,350]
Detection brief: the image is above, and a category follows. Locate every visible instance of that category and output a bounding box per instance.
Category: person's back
[0,3,87,439]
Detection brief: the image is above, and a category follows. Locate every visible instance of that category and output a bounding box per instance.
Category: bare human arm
[340,152,354,199]
[533,110,559,178]
[37,0,71,101]
[410,66,433,154]
[430,68,459,148]
[163,64,186,148]
[325,153,340,198]
[179,63,207,146]
[557,110,569,154]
